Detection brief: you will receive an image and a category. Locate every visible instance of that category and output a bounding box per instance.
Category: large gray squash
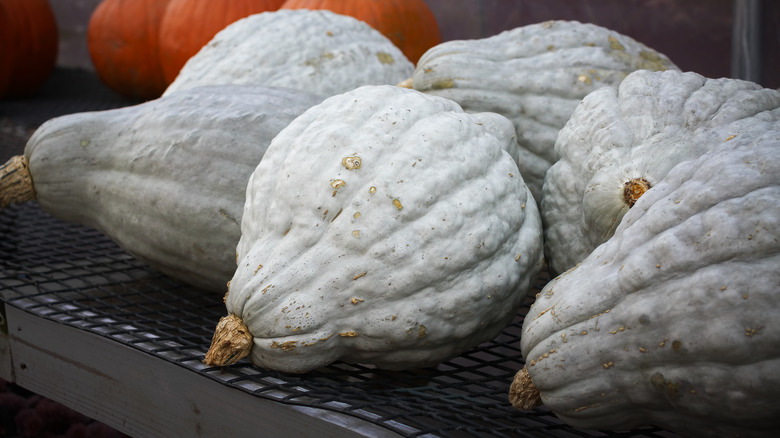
[511,128,780,438]
[204,85,544,373]
[164,9,414,98]
[410,20,678,201]
[541,70,780,276]
[0,85,322,292]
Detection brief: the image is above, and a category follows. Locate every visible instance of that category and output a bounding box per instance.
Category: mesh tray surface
[0,203,678,438]
[0,69,678,437]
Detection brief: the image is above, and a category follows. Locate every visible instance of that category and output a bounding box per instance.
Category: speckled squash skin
[164,9,414,98]
[22,85,322,291]
[542,70,780,276]
[223,85,544,373]
[411,20,678,201]
[517,130,780,437]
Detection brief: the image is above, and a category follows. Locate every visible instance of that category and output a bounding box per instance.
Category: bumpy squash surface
[205,85,544,372]
[164,9,414,98]
[411,20,678,201]
[542,70,780,275]
[512,128,780,437]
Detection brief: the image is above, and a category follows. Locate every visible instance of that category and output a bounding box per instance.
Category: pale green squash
[0,85,322,291]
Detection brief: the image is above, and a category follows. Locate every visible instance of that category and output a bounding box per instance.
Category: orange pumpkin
[87,0,171,101]
[158,0,285,84]
[280,0,441,64]
[0,0,58,100]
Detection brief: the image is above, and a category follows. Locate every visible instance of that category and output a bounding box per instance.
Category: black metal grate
[0,202,678,438]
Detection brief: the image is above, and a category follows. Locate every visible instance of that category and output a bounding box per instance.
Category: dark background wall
[424,0,777,89]
[52,0,779,89]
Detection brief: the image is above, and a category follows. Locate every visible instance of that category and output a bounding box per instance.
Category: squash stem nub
[623,177,651,208]
[396,77,413,88]
[0,155,36,208]
[204,314,253,366]
[509,365,543,410]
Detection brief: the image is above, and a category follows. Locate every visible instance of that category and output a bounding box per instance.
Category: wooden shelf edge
[1,303,12,381]
[3,304,402,438]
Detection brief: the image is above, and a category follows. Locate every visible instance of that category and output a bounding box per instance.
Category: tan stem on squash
[623,177,652,208]
[0,155,36,208]
[204,314,253,366]
[508,366,543,410]
[396,77,413,88]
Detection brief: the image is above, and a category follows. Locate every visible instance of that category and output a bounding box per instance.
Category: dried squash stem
[0,155,36,208]
[396,77,413,88]
[508,365,543,410]
[204,314,253,366]
[623,177,651,208]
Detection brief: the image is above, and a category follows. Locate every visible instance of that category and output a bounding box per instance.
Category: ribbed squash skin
[22,85,322,291]
[541,70,780,276]
[518,128,780,437]
[411,20,678,201]
[163,9,414,98]
[217,85,543,373]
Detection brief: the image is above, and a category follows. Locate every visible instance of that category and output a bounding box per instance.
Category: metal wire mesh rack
[0,69,679,438]
[0,202,681,438]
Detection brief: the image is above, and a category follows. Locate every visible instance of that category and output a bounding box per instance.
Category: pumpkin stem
[623,177,651,208]
[508,365,543,410]
[204,314,253,367]
[0,155,36,208]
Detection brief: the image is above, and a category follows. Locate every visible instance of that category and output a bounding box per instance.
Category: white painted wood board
[3,304,401,437]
